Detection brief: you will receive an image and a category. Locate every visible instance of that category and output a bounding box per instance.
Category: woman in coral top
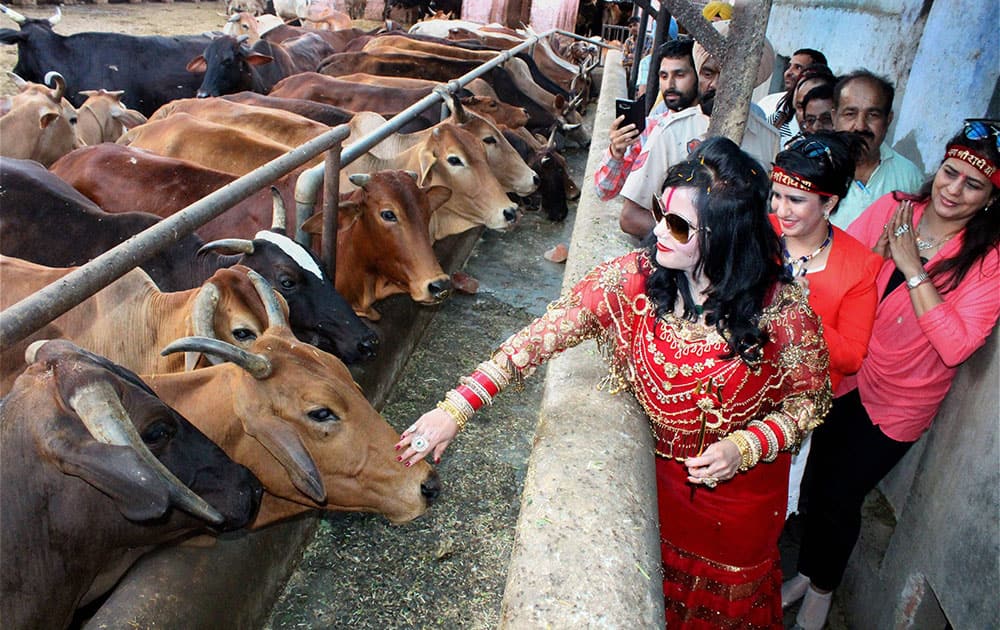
[784,120,1000,629]
[768,132,882,516]
[398,138,832,628]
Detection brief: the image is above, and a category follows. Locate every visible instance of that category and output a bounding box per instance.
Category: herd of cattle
[0,5,600,628]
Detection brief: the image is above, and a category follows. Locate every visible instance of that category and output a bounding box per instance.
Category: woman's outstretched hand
[395,407,459,467]
[685,439,741,487]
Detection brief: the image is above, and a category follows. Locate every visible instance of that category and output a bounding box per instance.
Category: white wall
[765,0,998,176]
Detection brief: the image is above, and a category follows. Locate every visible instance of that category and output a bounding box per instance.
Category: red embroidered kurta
[489,251,831,628]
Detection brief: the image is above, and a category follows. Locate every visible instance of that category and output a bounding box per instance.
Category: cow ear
[238,412,327,503]
[422,185,452,214]
[40,430,172,521]
[246,53,273,66]
[300,212,325,235]
[187,56,208,73]
[113,108,148,129]
[38,110,59,129]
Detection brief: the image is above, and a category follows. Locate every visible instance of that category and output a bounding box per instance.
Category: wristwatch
[906,271,930,289]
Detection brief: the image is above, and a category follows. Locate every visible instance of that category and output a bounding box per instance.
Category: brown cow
[348,107,538,196]
[51,144,296,242]
[302,170,452,320]
[0,71,80,166]
[342,122,519,241]
[150,97,330,149]
[145,275,439,527]
[74,89,147,145]
[1,339,262,630]
[0,260,274,394]
[117,112,311,176]
[363,34,498,62]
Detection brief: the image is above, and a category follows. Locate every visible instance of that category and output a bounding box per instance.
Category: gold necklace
[916,216,957,251]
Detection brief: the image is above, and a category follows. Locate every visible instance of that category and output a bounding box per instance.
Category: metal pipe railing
[0,125,350,349]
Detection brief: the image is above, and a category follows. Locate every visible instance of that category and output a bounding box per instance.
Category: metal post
[643,5,671,115]
[628,10,649,100]
[322,144,341,278]
[0,125,350,349]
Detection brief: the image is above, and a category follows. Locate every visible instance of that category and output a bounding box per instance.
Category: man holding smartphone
[594,39,699,203]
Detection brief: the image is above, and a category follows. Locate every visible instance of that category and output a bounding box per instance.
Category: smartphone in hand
[615,97,645,132]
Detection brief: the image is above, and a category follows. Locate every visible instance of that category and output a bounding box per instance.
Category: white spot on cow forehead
[254,230,324,280]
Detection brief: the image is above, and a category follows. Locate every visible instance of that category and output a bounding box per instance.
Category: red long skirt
[656,454,789,629]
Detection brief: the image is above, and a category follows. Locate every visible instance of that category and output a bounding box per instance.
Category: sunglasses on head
[788,137,834,166]
[652,188,705,244]
[963,119,1000,151]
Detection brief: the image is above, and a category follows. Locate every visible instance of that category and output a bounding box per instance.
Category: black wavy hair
[645,137,785,363]
[800,82,834,112]
[773,131,866,213]
[893,122,1000,293]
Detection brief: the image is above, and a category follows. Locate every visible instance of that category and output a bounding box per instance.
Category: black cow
[222,91,354,126]
[0,5,214,116]
[188,33,330,97]
[0,338,263,629]
[1,157,378,363]
[502,129,570,222]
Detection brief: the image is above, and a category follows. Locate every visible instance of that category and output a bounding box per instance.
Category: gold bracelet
[436,399,469,431]
[724,432,758,472]
[445,389,476,422]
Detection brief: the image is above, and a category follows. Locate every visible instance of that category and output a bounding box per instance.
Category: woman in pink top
[784,120,1000,629]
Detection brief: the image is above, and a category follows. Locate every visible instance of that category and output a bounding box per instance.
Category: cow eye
[482,136,497,145]
[380,210,398,222]
[232,328,257,342]
[308,408,340,423]
[142,420,176,449]
[279,276,296,289]
[446,156,464,166]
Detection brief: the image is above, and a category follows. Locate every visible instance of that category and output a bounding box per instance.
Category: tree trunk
[662,0,772,144]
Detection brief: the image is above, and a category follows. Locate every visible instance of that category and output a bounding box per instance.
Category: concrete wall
[842,329,999,629]
[766,0,999,175]
[500,51,665,628]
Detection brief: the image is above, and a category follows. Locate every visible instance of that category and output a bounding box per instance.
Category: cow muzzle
[427,277,452,302]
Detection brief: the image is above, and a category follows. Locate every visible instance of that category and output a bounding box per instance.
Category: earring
[823,211,831,220]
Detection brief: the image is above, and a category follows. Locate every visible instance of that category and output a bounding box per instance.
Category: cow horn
[561,122,581,132]
[162,336,272,379]
[448,92,467,123]
[227,13,241,22]
[247,270,288,330]
[68,381,225,525]
[236,34,250,44]
[348,173,371,189]
[47,6,60,25]
[546,125,558,148]
[0,4,28,24]
[6,71,28,92]
[198,238,256,256]
[270,186,286,231]
[44,71,66,102]
[188,283,222,371]
[24,339,50,364]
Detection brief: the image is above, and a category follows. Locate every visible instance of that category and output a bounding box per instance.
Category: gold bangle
[436,399,469,431]
[445,389,476,422]
[724,432,759,472]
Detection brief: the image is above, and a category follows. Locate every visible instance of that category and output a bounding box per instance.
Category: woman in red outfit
[784,120,1000,629]
[769,132,882,516]
[398,137,832,628]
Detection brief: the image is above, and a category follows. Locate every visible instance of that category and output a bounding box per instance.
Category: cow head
[187,34,272,98]
[1,71,81,166]
[460,94,529,129]
[303,170,452,320]
[158,272,439,526]
[75,89,147,144]
[528,128,572,222]
[222,11,263,43]
[417,124,520,240]
[199,189,379,363]
[0,338,263,627]
[447,96,538,197]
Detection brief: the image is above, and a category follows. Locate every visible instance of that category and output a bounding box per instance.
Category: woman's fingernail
[405,461,412,468]
[396,456,402,462]
[434,457,441,464]
[395,444,401,451]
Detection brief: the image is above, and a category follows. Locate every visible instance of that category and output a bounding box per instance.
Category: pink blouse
[846,193,1000,441]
